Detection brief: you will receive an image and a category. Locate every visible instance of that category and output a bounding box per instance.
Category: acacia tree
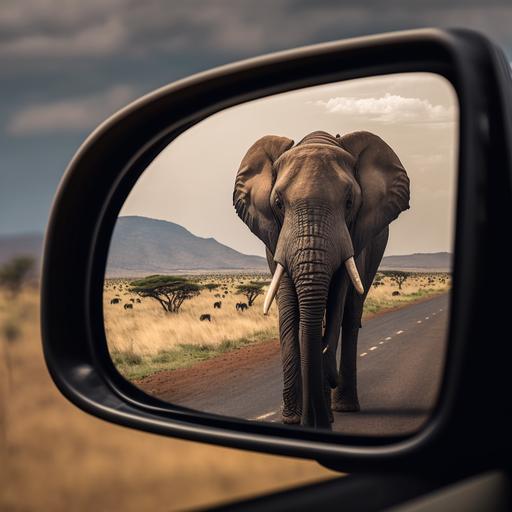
[0,256,35,297]
[236,281,265,307]
[130,275,201,313]
[381,270,410,290]
[203,283,220,292]
[372,272,384,288]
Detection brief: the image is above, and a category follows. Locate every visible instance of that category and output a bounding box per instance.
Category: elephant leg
[277,274,302,424]
[332,294,363,412]
[324,379,334,423]
[332,229,388,412]
[322,267,348,389]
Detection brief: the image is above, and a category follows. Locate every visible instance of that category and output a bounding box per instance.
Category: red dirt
[136,338,281,402]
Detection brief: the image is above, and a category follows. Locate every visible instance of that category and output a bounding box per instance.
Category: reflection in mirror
[104,73,458,434]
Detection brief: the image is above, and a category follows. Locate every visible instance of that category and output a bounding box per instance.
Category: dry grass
[104,272,450,358]
[104,274,278,356]
[0,288,335,511]
[363,272,450,315]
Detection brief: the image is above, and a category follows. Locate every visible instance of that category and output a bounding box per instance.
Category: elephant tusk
[263,263,284,315]
[345,257,364,295]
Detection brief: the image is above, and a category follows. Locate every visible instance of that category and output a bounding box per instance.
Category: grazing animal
[124,303,133,309]
[236,302,248,311]
[110,298,120,304]
[233,130,409,427]
[200,314,211,322]
[136,298,141,303]
[392,291,401,296]
[130,298,135,302]
[213,301,222,309]
[214,293,221,298]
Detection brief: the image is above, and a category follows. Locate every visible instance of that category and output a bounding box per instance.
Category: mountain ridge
[380,251,451,271]
[106,216,267,276]
[0,218,452,277]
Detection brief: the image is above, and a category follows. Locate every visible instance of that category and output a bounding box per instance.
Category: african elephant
[233,131,410,429]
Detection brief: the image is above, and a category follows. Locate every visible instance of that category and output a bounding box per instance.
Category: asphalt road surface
[142,293,450,436]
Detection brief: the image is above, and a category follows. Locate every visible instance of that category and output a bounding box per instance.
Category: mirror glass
[104,72,458,435]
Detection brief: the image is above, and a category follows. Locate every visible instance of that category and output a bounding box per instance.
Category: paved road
[150,294,450,436]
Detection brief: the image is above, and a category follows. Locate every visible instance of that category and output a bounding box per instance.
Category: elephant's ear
[339,131,410,253]
[233,135,294,253]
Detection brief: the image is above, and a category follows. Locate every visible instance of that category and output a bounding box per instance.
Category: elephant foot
[301,414,332,430]
[282,413,301,425]
[282,402,301,424]
[332,389,360,412]
[332,400,360,412]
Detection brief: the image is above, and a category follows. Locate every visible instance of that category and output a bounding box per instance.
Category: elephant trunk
[296,267,332,428]
[288,212,337,428]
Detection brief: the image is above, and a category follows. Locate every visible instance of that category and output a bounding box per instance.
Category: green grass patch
[362,288,441,317]
[112,328,276,381]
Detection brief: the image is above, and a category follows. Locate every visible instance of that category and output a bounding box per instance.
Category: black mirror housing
[41,28,512,473]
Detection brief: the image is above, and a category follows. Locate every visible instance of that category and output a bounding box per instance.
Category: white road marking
[396,330,404,335]
[425,316,430,320]
[369,346,377,351]
[379,341,384,345]
[360,352,368,357]
[432,312,436,316]
[417,320,422,324]
[439,308,443,312]
[385,336,392,341]
[254,411,276,420]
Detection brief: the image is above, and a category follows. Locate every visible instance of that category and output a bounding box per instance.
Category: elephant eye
[346,197,353,210]
[275,195,283,210]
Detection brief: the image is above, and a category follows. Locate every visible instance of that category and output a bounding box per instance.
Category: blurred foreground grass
[0,288,334,511]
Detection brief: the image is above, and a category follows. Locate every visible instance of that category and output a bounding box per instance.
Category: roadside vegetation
[0,255,35,297]
[104,271,451,380]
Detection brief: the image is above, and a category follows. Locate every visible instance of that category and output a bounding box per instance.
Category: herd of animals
[105,272,448,320]
[104,274,262,321]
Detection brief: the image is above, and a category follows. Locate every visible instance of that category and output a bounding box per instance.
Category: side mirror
[41,28,512,473]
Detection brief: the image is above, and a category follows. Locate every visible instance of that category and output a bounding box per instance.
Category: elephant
[233,130,410,429]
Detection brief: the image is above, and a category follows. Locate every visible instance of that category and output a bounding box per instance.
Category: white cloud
[313,93,456,124]
[6,85,137,136]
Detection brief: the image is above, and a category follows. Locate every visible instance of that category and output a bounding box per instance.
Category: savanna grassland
[104,271,451,380]
[0,287,335,511]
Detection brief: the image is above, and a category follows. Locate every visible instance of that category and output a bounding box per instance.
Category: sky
[1,1,512,237]
[120,73,458,257]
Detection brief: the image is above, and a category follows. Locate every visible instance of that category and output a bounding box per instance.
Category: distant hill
[0,225,451,278]
[380,252,451,271]
[106,216,267,277]
[0,233,43,272]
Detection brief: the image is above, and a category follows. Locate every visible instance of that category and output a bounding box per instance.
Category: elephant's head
[233,130,409,427]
